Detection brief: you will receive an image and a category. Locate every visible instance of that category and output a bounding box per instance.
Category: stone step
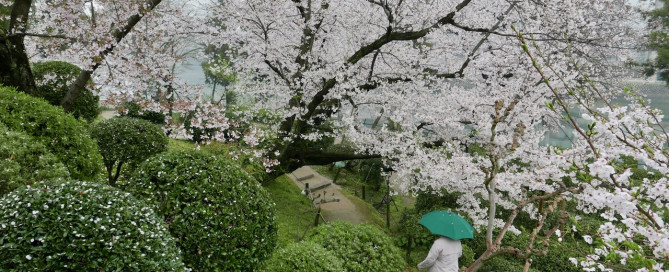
[295,173,314,181]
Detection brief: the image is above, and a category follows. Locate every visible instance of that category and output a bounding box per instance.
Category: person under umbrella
[417,210,474,272]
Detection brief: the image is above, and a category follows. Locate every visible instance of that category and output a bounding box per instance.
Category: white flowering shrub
[127,150,277,271]
[90,117,168,185]
[0,124,69,197]
[262,241,345,272]
[306,221,405,272]
[0,86,102,180]
[0,180,187,271]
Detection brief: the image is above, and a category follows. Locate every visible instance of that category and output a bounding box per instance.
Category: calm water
[543,81,669,147]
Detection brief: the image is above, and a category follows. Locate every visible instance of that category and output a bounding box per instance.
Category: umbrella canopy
[419,210,474,240]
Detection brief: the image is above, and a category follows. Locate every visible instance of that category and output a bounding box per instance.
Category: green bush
[396,208,434,249]
[307,221,405,272]
[0,125,69,197]
[90,117,168,185]
[118,101,166,125]
[262,241,345,272]
[203,141,268,183]
[414,187,461,214]
[127,151,277,271]
[479,255,540,272]
[0,86,102,180]
[0,180,186,271]
[32,61,100,121]
[461,244,476,267]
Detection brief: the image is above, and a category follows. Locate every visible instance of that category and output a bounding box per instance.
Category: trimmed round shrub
[90,117,168,185]
[118,101,166,125]
[127,150,277,271]
[262,241,345,272]
[307,221,405,272]
[32,61,100,121]
[0,124,69,197]
[0,180,187,271]
[0,86,102,180]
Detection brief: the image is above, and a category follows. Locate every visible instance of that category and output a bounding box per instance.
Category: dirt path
[287,166,371,224]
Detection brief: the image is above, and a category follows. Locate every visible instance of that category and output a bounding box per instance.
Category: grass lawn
[168,138,196,151]
[263,175,318,248]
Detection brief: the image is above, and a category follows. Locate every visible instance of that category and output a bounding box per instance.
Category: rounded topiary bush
[32,61,100,121]
[127,150,277,271]
[307,221,405,272]
[90,117,168,185]
[262,241,345,272]
[118,100,166,125]
[0,124,69,197]
[0,86,102,180]
[0,180,187,271]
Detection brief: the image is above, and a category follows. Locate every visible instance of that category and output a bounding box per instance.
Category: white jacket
[417,236,462,272]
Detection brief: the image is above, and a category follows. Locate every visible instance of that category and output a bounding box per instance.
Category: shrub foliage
[0,125,69,197]
[90,117,168,185]
[0,180,187,271]
[307,221,405,272]
[262,241,345,272]
[118,100,166,125]
[128,151,277,271]
[0,86,102,180]
[32,61,100,121]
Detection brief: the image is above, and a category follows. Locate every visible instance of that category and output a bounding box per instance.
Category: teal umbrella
[419,210,474,240]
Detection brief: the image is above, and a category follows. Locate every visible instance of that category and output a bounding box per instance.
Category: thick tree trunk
[0,37,35,94]
[0,0,36,94]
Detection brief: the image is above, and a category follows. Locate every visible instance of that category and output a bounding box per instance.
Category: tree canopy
[0,1,667,271]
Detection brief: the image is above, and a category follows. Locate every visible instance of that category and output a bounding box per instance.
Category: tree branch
[346,0,473,65]
[61,0,164,111]
[300,150,381,165]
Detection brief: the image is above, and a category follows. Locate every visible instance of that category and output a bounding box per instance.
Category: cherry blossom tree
[0,0,168,110]
[209,0,667,271]
[3,0,234,144]
[3,0,668,270]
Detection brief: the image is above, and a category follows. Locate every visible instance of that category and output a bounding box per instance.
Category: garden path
[288,166,372,224]
[100,110,116,120]
[98,111,375,224]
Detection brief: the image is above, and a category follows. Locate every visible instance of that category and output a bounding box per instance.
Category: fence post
[314,207,321,226]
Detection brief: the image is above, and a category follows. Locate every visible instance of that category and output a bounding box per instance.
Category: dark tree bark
[0,0,36,94]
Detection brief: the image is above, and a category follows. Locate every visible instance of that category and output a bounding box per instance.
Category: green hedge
[32,61,100,121]
[307,221,405,272]
[0,180,186,271]
[0,125,69,197]
[203,141,268,183]
[0,86,102,180]
[262,241,345,272]
[118,101,166,125]
[127,151,277,271]
[90,117,167,185]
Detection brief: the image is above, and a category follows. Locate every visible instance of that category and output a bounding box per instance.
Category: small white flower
[583,235,593,244]
[26,255,32,260]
